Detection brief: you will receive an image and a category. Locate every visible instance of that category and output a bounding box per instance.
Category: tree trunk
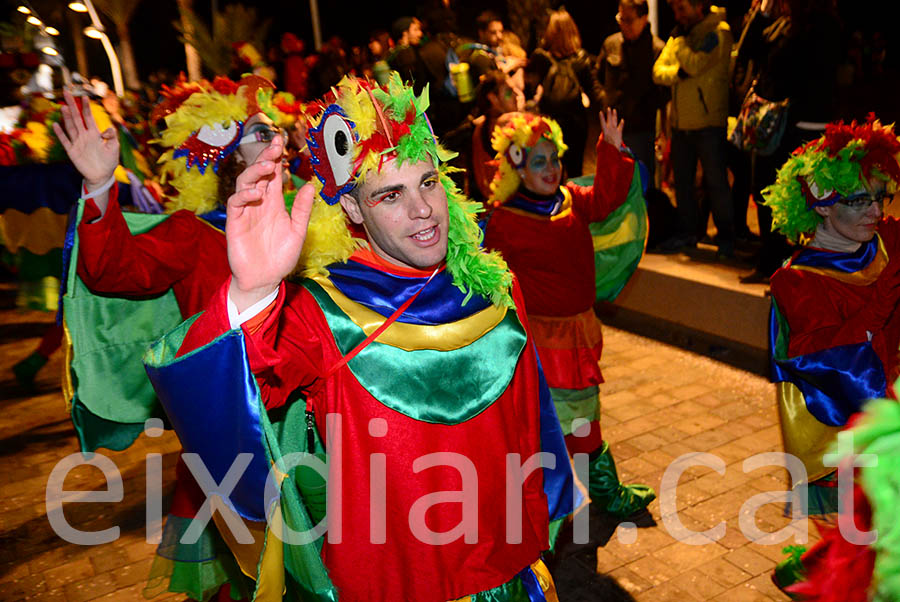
[67,9,90,78]
[176,0,202,80]
[115,21,140,90]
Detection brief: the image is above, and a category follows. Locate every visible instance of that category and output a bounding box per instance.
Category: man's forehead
[357,159,438,192]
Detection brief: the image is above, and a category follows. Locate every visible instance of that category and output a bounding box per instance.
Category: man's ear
[339,193,364,225]
[814,205,832,218]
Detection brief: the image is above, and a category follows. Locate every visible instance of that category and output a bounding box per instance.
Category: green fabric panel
[10,247,63,281]
[772,300,790,361]
[591,169,648,302]
[550,385,599,435]
[471,571,531,602]
[144,323,337,601]
[303,279,527,425]
[547,515,565,552]
[70,396,151,452]
[64,201,183,447]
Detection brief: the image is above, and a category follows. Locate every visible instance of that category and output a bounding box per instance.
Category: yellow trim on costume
[310,274,507,351]
[593,211,640,251]
[791,234,888,286]
[253,507,287,601]
[211,501,267,579]
[499,188,573,222]
[446,559,557,602]
[62,318,74,411]
[776,381,841,486]
[0,207,68,255]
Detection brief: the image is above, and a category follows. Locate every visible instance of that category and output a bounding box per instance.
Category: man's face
[816,184,887,245]
[517,138,562,197]
[481,20,504,48]
[670,0,704,28]
[618,5,648,41]
[236,112,284,164]
[340,159,449,270]
[407,20,423,46]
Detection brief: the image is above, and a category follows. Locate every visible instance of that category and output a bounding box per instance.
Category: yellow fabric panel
[777,381,841,486]
[62,318,74,411]
[0,207,68,255]
[593,211,639,251]
[311,274,507,351]
[253,508,286,601]
[211,501,267,580]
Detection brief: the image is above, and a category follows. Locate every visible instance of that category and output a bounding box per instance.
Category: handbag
[728,81,790,156]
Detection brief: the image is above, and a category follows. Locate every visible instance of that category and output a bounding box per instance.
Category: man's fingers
[255,137,284,165]
[61,89,85,134]
[228,186,264,209]
[290,182,316,232]
[59,105,79,139]
[234,160,278,191]
[82,95,99,133]
[51,122,72,152]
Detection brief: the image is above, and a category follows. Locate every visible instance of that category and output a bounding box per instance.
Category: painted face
[235,112,283,164]
[818,184,888,245]
[340,159,449,270]
[517,138,562,196]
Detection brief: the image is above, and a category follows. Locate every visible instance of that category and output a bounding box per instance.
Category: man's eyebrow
[368,183,406,198]
[420,170,439,183]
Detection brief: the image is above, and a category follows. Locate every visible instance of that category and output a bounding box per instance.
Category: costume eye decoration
[308,104,358,204]
[174,120,244,175]
[799,176,840,209]
[507,143,525,168]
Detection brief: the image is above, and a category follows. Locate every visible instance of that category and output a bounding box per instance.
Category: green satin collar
[303,280,527,424]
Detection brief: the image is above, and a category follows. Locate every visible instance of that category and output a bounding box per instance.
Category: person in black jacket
[527,8,603,178]
[597,0,668,184]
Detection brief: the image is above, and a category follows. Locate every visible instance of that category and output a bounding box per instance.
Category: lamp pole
[82,0,124,96]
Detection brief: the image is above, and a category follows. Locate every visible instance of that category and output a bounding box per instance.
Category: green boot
[771,545,807,599]
[588,441,656,517]
[13,351,48,388]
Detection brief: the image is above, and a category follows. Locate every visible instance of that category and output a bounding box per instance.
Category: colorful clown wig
[298,74,514,307]
[488,112,567,207]
[762,117,900,244]
[152,74,275,215]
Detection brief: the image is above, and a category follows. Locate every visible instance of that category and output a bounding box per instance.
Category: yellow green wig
[762,117,900,244]
[152,75,275,215]
[297,74,513,307]
[488,112,567,207]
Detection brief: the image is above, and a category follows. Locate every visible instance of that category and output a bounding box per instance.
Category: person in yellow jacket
[652,0,735,257]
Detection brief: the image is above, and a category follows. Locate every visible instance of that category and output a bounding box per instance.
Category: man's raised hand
[227,136,316,312]
[599,107,625,151]
[52,88,119,191]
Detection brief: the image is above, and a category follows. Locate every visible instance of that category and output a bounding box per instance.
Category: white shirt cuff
[227,287,279,329]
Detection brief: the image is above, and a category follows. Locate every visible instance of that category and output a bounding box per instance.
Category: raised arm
[226,136,316,312]
[52,88,119,218]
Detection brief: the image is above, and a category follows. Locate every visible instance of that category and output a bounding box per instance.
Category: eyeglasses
[839,191,889,210]
[239,123,286,146]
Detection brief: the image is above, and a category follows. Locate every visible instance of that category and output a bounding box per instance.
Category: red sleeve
[565,135,635,223]
[178,279,326,411]
[77,183,196,296]
[771,267,874,357]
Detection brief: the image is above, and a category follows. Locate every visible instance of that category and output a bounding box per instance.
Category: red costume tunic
[770,218,900,388]
[483,139,635,392]
[177,261,553,602]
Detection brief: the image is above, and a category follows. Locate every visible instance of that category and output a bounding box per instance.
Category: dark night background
[2,0,896,121]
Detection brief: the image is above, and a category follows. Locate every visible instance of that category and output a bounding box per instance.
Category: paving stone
[724,546,778,577]
[63,572,117,602]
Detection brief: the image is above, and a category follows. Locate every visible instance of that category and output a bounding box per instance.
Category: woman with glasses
[763,118,900,522]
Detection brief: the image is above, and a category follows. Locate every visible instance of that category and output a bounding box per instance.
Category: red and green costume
[484,114,653,518]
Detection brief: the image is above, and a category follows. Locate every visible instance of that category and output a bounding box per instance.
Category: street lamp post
[70,0,124,96]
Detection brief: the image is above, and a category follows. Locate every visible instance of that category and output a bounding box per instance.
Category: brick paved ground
[0,285,813,601]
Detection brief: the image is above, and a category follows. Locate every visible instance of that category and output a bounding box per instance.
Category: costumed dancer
[55,75,294,600]
[142,74,578,601]
[764,117,900,519]
[482,110,655,518]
